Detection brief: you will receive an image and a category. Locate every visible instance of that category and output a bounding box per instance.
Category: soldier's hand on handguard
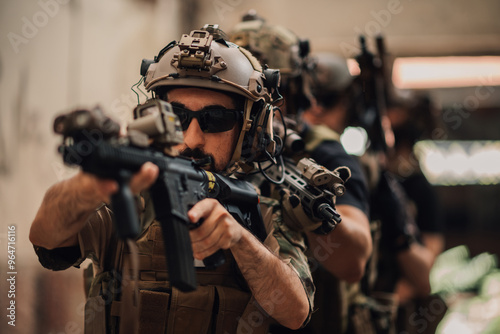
[30,162,158,250]
[187,198,244,260]
[76,161,159,208]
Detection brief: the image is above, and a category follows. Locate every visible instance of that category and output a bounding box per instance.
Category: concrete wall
[0,1,181,332]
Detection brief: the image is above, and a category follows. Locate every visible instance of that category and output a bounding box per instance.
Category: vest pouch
[167,285,216,334]
[214,286,251,334]
[109,288,170,334]
[137,290,170,334]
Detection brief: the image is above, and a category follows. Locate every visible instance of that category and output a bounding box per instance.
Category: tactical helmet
[229,12,310,115]
[304,52,353,109]
[141,25,281,170]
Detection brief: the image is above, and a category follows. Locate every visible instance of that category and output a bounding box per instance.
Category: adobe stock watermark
[394,127,448,178]
[393,74,496,178]
[340,0,414,58]
[212,0,244,22]
[400,297,447,334]
[7,0,71,54]
[442,74,497,131]
[308,234,341,273]
[225,288,287,334]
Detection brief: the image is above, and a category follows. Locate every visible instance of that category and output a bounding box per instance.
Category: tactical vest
[84,200,277,334]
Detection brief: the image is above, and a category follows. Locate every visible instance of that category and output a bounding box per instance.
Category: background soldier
[298,49,436,333]
[230,14,373,333]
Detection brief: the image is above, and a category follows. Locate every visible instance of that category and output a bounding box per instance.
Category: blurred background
[0,0,499,333]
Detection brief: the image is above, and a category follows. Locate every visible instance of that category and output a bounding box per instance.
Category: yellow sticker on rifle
[206,171,216,192]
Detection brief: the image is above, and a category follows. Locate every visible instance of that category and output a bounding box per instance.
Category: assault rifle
[267,157,346,235]
[53,100,266,292]
[353,35,387,152]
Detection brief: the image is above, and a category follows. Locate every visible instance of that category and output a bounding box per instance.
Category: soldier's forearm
[307,204,372,283]
[231,229,309,330]
[29,172,113,249]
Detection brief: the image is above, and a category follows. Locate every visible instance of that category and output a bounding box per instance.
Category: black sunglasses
[172,105,242,133]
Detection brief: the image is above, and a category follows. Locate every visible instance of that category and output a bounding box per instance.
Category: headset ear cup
[254,104,276,162]
[237,104,254,163]
[241,102,262,162]
[262,106,276,160]
[239,101,276,163]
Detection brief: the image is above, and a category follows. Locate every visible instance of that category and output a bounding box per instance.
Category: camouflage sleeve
[259,196,315,326]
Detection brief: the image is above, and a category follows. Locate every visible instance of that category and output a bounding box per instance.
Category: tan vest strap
[119,240,140,334]
[110,300,121,317]
[148,224,166,255]
[139,271,169,281]
[84,296,107,334]
[121,254,167,272]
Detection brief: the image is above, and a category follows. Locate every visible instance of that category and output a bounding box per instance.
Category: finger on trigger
[188,198,216,223]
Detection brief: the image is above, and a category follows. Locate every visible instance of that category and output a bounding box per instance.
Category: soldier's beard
[180,148,217,172]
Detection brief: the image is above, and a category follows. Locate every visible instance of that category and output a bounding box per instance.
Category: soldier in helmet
[29,27,313,334]
[230,12,311,119]
[230,14,373,333]
[230,13,372,281]
[304,50,437,333]
[300,52,379,334]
